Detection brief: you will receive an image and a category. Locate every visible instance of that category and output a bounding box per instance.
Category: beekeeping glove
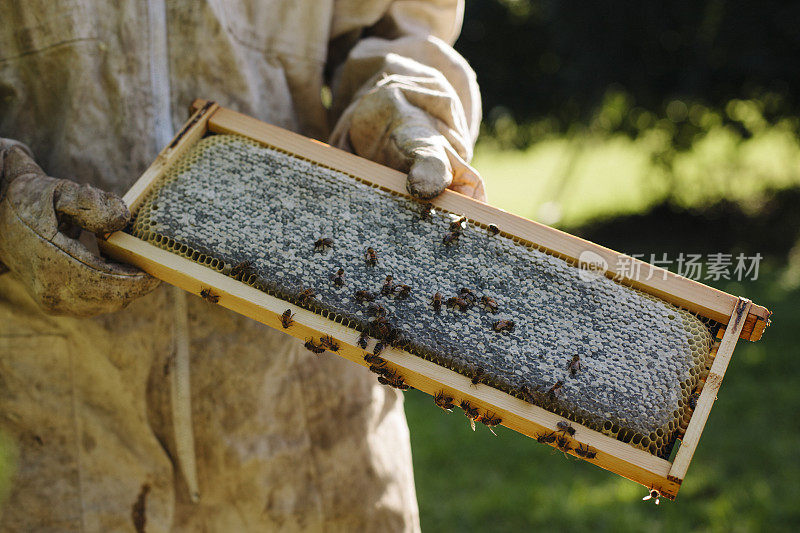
[0,141,160,316]
[329,26,487,202]
[332,75,486,202]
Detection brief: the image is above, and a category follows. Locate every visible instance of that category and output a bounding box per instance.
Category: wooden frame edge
[98,101,769,501]
[668,298,751,486]
[121,100,218,212]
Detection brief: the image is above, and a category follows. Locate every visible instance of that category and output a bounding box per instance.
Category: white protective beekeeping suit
[0,1,483,531]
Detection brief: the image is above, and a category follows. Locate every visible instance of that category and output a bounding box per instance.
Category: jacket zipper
[147,0,174,150]
[147,0,200,503]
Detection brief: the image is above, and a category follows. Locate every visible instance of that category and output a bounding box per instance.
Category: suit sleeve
[328,0,481,163]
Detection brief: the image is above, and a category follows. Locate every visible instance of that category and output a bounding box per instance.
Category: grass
[405,105,800,531]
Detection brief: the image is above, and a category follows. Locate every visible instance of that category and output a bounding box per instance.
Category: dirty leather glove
[332,75,487,202]
[0,142,160,316]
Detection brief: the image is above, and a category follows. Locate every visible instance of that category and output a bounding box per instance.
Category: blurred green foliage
[457,0,800,136]
[457,1,800,229]
[471,91,800,228]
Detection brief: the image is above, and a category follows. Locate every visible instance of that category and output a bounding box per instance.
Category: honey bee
[230,260,255,278]
[314,237,334,252]
[354,290,375,303]
[357,331,369,349]
[363,353,384,366]
[373,341,385,356]
[364,247,378,266]
[392,380,411,391]
[547,380,564,399]
[442,231,460,245]
[535,431,557,444]
[449,215,467,232]
[303,338,326,355]
[433,391,455,412]
[383,327,401,347]
[297,288,316,304]
[459,287,477,304]
[332,268,345,287]
[460,400,480,431]
[280,309,294,328]
[200,287,219,303]
[367,303,387,318]
[388,334,405,349]
[480,295,498,313]
[420,202,434,221]
[469,365,485,387]
[320,335,340,352]
[642,489,662,505]
[378,369,409,390]
[446,296,469,312]
[381,275,394,296]
[574,443,597,459]
[556,420,576,437]
[567,355,581,376]
[388,374,411,391]
[688,391,700,409]
[371,365,391,377]
[487,223,500,236]
[392,284,411,299]
[371,316,392,339]
[480,412,502,436]
[432,292,443,313]
[555,436,573,455]
[492,319,515,332]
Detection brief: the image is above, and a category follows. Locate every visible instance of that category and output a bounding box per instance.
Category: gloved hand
[0,141,160,316]
[331,75,487,202]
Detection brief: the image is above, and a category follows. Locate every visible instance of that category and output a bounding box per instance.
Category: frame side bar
[668,297,752,484]
[122,101,218,211]
[203,104,769,340]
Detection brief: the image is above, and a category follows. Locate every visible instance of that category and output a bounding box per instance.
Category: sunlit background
[404,1,800,531]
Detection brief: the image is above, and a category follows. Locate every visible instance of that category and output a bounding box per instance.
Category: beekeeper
[0,1,484,531]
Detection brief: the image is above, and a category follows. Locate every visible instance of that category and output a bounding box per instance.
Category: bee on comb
[314,237,333,252]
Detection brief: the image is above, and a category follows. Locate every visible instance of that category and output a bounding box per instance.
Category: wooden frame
[98,100,770,500]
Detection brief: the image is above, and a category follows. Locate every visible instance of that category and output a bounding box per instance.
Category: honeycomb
[128,134,716,458]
